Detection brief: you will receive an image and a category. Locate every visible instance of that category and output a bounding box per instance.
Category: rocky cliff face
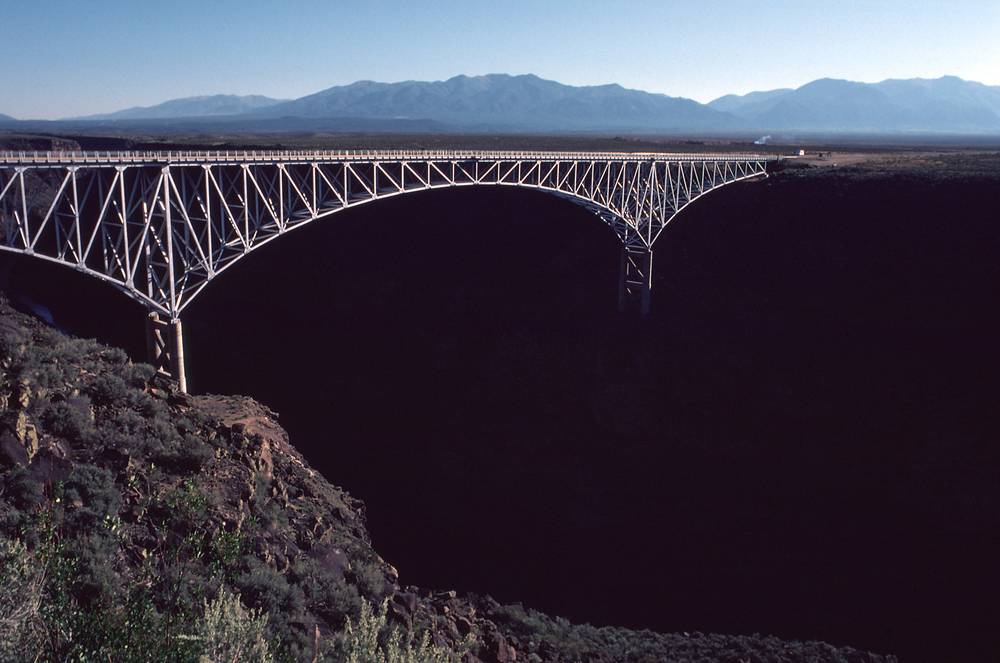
[0,297,894,661]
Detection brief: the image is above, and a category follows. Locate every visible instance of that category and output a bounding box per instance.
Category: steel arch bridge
[0,149,776,390]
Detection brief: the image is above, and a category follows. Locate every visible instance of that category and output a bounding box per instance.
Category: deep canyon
[4,155,999,662]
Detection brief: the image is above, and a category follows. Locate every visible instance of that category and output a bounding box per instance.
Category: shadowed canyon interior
[4,163,1000,662]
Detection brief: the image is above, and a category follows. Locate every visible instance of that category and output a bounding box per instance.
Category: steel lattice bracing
[0,150,773,318]
[0,150,774,391]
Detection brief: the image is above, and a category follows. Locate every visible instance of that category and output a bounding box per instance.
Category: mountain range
[74,94,287,120]
[242,75,738,131]
[709,76,1000,132]
[4,73,1000,134]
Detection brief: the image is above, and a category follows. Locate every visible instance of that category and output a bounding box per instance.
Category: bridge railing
[0,149,781,165]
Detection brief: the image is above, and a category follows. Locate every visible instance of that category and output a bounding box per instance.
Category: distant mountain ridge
[0,113,15,123]
[75,94,287,120]
[247,74,737,131]
[5,74,999,134]
[707,89,792,114]
[709,76,1000,132]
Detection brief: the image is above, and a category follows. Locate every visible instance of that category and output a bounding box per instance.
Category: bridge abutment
[145,312,187,393]
[618,244,653,316]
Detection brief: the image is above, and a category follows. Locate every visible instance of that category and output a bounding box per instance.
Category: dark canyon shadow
[5,171,1000,662]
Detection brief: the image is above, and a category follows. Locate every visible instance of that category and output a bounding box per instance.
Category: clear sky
[3,0,998,119]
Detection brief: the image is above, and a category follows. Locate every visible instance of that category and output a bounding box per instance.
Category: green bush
[235,557,306,621]
[123,362,156,388]
[291,557,361,627]
[88,373,132,406]
[40,398,95,442]
[73,531,123,604]
[197,587,274,663]
[3,465,45,513]
[346,558,389,599]
[151,433,214,473]
[63,464,121,529]
[336,598,472,663]
[208,529,247,576]
[168,477,209,514]
[0,536,45,662]
[0,326,29,361]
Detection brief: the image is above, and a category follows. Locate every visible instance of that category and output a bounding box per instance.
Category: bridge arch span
[208,174,629,279]
[0,150,775,390]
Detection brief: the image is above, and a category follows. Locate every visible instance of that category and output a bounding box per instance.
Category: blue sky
[3,0,998,119]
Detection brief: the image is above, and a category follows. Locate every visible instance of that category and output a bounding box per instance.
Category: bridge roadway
[0,149,778,391]
[1,149,772,165]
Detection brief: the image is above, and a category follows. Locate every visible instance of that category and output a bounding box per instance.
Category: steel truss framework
[0,150,773,317]
[0,150,774,389]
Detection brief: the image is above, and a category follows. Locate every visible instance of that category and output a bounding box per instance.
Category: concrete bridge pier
[145,312,187,393]
[618,244,653,316]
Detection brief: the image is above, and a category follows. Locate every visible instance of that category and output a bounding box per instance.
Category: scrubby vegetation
[0,299,399,660]
[0,297,896,661]
[198,588,274,663]
[336,598,472,663]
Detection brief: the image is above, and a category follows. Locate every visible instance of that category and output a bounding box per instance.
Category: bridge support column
[618,244,653,316]
[145,313,187,393]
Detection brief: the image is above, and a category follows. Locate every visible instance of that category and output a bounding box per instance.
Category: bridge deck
[0,149,780,166]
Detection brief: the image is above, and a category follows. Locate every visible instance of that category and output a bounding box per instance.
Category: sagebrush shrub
[337,598,472,663]
[198,587,274,663]
[0,536,46,662]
